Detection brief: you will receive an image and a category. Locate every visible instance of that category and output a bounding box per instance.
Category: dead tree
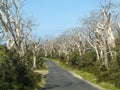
[30,38,42,69]
[0,0,32,56]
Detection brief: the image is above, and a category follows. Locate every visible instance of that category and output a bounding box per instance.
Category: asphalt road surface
[42,60,101,90]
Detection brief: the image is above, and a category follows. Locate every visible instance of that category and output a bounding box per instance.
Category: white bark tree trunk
[33,53,36,68]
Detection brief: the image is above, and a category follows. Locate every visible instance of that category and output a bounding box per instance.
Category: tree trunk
[103,38,108,67]
[95,46,100,61]
[45,50,48,57]
[77,45,82,56]
[33,55,36,68]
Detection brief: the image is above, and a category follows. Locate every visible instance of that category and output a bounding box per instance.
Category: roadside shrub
[69,50,97,68]
[51,50,59,59]
[82,51,97,67]
[97,65,120,88]
[36,57,45,69]
[60,53,66,62]
[69,51,80,66]
[0,45,42,90]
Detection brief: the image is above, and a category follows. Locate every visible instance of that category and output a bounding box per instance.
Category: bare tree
[29,37,42,69]
[0,0,33,56]
[82,0,120,67]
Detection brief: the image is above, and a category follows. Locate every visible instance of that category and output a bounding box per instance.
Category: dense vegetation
[0,45,44,90]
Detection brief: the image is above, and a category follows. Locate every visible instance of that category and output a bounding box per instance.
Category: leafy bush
[97,64,120,88]
[51,50,59,59]
[69,51,80,66]
[36,57,45,69]
[0,45,42,90]
[69,50,97,68]
[60,53,66,62]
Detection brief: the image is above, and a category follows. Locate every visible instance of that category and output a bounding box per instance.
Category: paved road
[42,60,101,90]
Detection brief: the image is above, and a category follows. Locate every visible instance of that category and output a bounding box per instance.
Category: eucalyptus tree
[43,39,53,57]
[45,28,86,64]
[0,0,32,56]
[82,0,120,67]
[29,37,42,68]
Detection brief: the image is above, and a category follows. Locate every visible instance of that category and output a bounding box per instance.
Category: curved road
[42,60,101,90]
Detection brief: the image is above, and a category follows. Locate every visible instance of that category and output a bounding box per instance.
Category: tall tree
[0,0,32,56]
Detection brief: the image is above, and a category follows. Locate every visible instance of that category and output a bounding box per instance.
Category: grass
[38,75,46,88]
[50,58,120,90]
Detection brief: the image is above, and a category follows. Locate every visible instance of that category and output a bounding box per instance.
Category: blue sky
[23,0,99,38]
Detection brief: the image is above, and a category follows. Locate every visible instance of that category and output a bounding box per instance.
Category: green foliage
[69,51,80,66]
[81,51,97,67]
[97,65,120,88]
[59,53,66,62]
[0,45,42,90]
[69,50,97,68]
[50,50,59,59]
[36,57,45,69]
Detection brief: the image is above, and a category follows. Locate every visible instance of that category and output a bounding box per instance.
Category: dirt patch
[34,70,48,75]
[70,71,83,79]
